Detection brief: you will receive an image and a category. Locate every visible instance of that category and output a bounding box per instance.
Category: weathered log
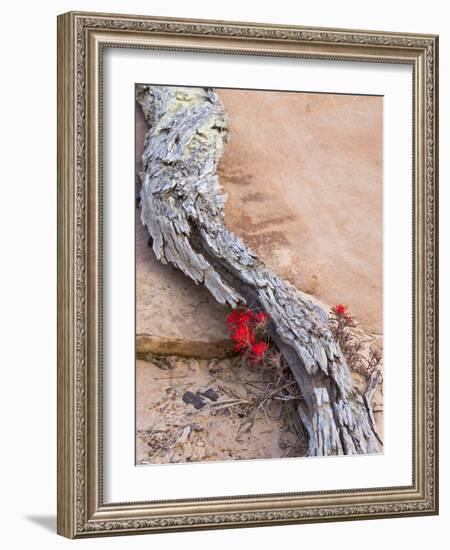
[136,84,380,456]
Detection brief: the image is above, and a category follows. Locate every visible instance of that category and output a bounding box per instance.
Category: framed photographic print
[57,11,439,538]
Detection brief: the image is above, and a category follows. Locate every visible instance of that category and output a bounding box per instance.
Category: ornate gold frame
[57,11,439,538]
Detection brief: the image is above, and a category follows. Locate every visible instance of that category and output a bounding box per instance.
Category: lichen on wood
[136,84,380,457]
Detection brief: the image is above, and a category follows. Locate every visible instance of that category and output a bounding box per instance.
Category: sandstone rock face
[136,208,232,358]
[135,89,382,355]
[217,89,382,335]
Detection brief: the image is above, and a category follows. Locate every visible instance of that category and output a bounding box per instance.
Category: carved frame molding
[57,11,438,538]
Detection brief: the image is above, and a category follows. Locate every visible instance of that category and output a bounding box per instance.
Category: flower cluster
[226,309,270,364]
[329,303,382,380]
[331,303,352,321]
[331,303,357,331]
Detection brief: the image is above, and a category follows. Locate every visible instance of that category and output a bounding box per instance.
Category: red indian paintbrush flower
[226,308,270,363]
[250,341,269,363]
[239,310,254,325]
[231,323,256,353]
[255,311,269,324]
[332,303,349,317]
[226,310,243,330]
[226,309,253,332]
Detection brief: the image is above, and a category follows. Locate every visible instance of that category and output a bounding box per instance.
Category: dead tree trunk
[136,85,380,456]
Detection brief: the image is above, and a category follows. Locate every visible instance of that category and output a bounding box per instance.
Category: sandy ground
[136,357,306,465]
[136,354,383,465]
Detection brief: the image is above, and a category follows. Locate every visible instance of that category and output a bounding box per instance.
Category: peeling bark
[136,85,380,456]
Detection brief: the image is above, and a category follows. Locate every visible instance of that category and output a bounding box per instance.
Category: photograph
[135,84,384,465]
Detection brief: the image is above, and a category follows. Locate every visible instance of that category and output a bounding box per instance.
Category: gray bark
[136,84,380,456]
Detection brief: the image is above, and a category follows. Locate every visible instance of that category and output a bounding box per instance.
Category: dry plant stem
[136,85,380,456]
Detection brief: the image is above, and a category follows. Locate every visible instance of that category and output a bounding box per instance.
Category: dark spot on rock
[304,274,320,295]
[245,192,266,203]
[199,388,219,402]
[232,215,295,235]
[245,231,290,251]
[256,215,295,231]
[182,391,206,409]
[218,165,254,186]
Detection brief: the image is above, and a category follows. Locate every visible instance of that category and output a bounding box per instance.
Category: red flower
[226,310,243,330]
[255,311,269,325]
[231,323,256,353]
[240,310,254,325]
[332,303,349,317]
[250,341,269,363]
[226,309,253,332]
[226,309,271,362]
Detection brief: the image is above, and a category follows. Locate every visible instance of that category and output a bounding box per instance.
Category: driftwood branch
[136,85,380,456]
